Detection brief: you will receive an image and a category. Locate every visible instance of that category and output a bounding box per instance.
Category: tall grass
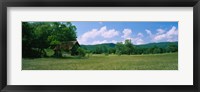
[22,53,178,70]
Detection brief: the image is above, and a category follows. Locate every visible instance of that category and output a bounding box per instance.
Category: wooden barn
[54,41,80,56]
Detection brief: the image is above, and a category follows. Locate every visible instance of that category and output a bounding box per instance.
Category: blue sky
[71,22,178,45]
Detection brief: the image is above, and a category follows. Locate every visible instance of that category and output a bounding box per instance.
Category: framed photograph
[1,0,200,92]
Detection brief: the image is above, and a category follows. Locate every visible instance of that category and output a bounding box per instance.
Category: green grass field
[22,53,178,70]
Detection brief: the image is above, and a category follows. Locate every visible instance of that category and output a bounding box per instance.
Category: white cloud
[137,32,144,37]
[166,26,178,39]
[121,29,132,39]
[78,26,119,44]
[132,38,145,45]
[92,40,108,45]
[77,29,98,44]
[156,29,165,35]
[91,40,118,45]
[154,34,166,41]
[121,29,145,45]
[111,40,117,44]
[153,26,178,42]
[131,32,145,45]
[145,29,153,37]
[145,26,178,43]
[102,29,119,38]
[78,26,178,45]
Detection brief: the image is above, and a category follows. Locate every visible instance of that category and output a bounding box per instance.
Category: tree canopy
[22,22,77,58]
[81,42,178,55]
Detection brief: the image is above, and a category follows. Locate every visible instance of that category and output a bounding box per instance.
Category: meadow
[22,52,178,70]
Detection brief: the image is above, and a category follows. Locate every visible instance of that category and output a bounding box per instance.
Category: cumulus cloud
[137,32,144,37]
[78,26,119,44]
[91,40,118,45]
[121,29,132,39]
[145,29,152,37]
[102,29,119,38]
[121,29,145,45]
[132,38,145,45]
[155,26,178,42]
[111,40,118,44]
[147,26,178,42]
[92,40,108,45]
[128,32,145,45]
[154,34,166,41]
[166,26,178,38]
[156,29,165,35]
[78,26,177,45]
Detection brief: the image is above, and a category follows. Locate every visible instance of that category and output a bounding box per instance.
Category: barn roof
[53,40,80,51]
[65,41,80,50]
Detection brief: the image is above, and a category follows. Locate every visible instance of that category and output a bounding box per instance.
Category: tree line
[81,40,178,56]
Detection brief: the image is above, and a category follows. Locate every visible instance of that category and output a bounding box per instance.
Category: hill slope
[81,42,178,50]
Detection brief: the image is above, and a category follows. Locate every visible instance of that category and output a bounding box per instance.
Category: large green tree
[22,22,77,58]
[47,22,77,46]
[115,42,125,55]
[47,22,77,57]
[22,22,36,57]
[124,39,134,55]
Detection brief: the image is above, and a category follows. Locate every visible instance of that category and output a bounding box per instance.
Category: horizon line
[80,41,178,46]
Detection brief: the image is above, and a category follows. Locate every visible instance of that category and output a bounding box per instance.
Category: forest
[81,41,178,56]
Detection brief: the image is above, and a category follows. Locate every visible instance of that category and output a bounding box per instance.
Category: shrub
[77,48,86,57]
[116,50,122,56]
[104,53,109,56]
[86,52,93,58]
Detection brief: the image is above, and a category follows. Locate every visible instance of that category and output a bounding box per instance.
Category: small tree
[124,39,134,55]
[115,42,124,55]
[166,44,178,53]
[116,50,122,56]
[77,47,86,57]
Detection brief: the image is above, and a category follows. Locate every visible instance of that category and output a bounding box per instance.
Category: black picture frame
[0,0,200,92]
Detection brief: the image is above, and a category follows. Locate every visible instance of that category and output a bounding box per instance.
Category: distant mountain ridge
[136,42,178,48]
[81,42,178,50]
